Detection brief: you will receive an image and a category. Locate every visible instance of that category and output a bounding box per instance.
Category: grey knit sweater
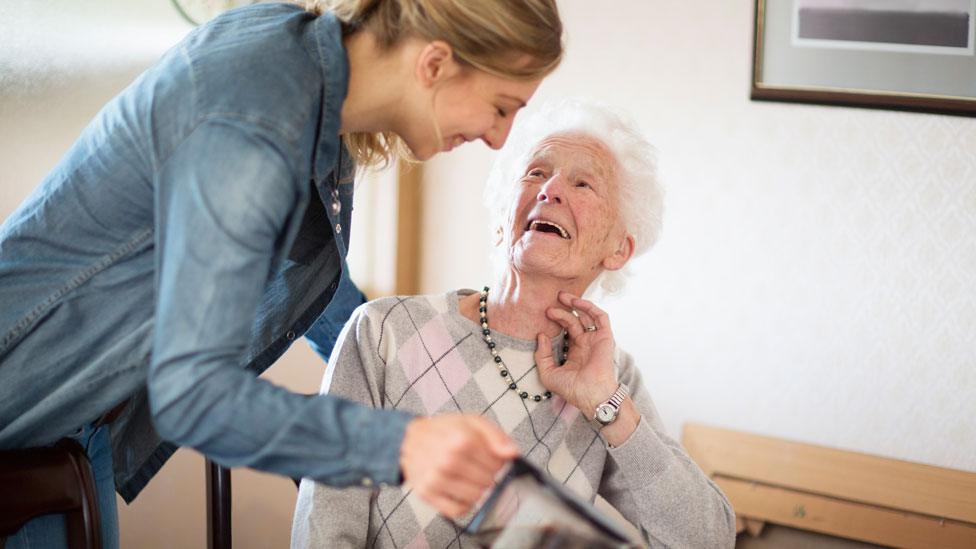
[291,290,736,548]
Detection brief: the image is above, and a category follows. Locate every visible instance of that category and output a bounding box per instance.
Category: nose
[537,175,564,204]
[482,116,515,150]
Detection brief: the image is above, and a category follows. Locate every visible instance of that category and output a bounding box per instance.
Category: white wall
[420,0,976,472]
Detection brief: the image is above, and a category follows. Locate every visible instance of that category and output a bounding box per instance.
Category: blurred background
[2,0,974,547]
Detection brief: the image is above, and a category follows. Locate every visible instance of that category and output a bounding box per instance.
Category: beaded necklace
[478,287,567,402]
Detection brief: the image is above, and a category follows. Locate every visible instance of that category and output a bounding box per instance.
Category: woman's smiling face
[402,64,541,160]
[504,132,635,284]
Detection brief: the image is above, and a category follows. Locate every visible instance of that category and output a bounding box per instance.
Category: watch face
[595,404,615,424]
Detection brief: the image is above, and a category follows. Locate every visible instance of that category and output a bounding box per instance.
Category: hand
[535,292,619,417]
[400,414,520,519]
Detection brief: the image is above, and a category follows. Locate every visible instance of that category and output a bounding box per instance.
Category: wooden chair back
[0,439,102,549]
[682,423,976,548]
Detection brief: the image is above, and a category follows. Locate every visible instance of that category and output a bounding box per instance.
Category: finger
[434,472,493,507]
[470,417,520,459]
[557,290,579,309]
[424,492,471,519]
[571,297,612,333]
[575,308,598,332]
[534,333,558,377]
[413,466,489,517]
[439,430,508,478]
[439,452,501,489]
[546,307,585,339]
[558,291,599,332]
[451,428,509,468]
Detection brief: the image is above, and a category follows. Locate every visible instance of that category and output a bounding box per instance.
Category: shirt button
[286,330,296,341]
[361,478,373,487]
[335,223,342,234]
[330,281,338,291]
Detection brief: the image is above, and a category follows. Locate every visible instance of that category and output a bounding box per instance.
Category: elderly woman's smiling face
[505,132,635,285]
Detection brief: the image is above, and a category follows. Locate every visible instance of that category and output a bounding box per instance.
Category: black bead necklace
[479,287,567,402]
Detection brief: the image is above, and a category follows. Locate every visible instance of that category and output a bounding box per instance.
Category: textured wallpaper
[421,0,976,471]
[628,103,976,472]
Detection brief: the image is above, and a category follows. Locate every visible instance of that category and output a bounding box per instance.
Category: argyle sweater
[291,290,735,549]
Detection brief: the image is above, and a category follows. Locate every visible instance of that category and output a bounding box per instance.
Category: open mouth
[525,219,571,239]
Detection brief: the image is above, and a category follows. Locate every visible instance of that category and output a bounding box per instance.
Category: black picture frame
[752,0,976,117]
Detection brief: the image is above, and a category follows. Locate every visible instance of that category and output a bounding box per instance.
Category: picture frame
[752,0,976,116]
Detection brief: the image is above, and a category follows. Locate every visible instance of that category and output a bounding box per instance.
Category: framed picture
[752,0,976,116]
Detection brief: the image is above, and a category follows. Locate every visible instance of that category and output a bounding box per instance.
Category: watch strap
[594,383,629,425]
[606,383,629,409]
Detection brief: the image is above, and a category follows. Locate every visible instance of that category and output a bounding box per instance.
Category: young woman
[0,1,562,547]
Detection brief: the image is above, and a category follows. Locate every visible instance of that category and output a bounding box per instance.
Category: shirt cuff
[348,407,414,485]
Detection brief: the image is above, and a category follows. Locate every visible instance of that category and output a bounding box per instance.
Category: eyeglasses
[447,457,637,549]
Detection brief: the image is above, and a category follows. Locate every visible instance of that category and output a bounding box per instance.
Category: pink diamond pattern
[398,316,471,413]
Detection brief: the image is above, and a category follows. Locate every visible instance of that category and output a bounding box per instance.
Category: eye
[576,180,592,189]
[527,168,546,178]
[497,107,508,118]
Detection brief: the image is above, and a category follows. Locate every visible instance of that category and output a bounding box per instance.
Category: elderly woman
[291,101,736,548]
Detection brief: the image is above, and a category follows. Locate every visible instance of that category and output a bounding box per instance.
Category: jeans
[4,424,119,549]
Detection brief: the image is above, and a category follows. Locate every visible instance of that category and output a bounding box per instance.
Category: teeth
[529,220,569,239]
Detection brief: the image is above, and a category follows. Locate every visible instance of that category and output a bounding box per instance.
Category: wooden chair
[682,423,976,548]
[0,439,102,549]
[204,459,307,549]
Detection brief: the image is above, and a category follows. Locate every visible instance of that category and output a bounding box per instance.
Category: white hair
[483,98,664,295]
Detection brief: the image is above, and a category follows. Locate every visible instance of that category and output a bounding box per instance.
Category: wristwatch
[593,383,629,426]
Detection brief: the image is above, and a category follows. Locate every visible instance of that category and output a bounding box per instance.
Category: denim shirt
[0,4,409,502]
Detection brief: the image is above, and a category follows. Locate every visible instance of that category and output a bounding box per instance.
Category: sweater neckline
[447,289,566,355]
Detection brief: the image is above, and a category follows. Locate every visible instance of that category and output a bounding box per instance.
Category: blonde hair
[305,0,563,168]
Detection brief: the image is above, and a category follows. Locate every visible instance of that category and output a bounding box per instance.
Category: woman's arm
[597,350,736,548]
[149,118,411,486]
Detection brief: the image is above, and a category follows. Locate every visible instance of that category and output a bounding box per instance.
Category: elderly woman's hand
[534,291,620,418]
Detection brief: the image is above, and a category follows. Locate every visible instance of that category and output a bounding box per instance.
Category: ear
[415,40,461,88]
[601,233,635,272]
